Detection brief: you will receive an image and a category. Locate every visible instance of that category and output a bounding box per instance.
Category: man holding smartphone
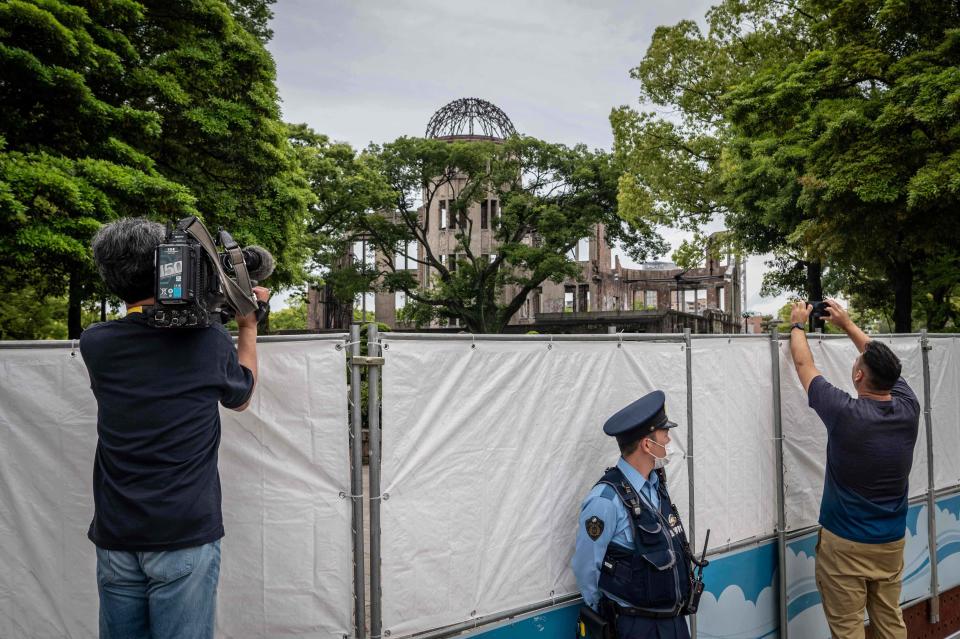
[788,299,919,639]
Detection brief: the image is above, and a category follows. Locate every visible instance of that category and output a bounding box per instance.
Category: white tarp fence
[0,336,352,639]
[690,338,778,550]
[3,332,959,639]
[378,334,956,637]
[929,336,960,489]
[379,337,690,637]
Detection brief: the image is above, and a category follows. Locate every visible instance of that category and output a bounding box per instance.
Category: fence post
[368,323,384,639]
[684,328,697,639]
[921,329,940,623]
[770,327,789,638]
[349,324,366,639]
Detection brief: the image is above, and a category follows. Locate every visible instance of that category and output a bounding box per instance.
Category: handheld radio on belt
[686,529,710,614]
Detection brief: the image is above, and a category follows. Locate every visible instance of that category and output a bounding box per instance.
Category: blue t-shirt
[79,314,254,551]
[808,375,920,543]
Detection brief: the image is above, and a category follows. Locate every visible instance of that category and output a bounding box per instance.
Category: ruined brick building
[308,98,744,334]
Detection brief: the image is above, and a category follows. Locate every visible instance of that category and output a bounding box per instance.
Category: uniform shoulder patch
[585,516,604,540]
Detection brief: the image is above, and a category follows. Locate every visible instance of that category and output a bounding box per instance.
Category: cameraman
[788,299,919,639]
[79,217,269,639]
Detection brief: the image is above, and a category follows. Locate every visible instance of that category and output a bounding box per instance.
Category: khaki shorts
[815,527,907,639]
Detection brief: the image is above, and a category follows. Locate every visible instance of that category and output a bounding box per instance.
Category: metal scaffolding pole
[921,329,940,623]
[349,324,366,639]
[770,328,789,638]
[368,323,384,639]
[684,328,697,638]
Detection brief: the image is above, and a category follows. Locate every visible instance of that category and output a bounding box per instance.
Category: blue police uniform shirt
[572,457,661,610]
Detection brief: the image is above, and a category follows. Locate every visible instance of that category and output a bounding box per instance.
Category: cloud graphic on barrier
[695,543,778,638]
[696,580,777,638]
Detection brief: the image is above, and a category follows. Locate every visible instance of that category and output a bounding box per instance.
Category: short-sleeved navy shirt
[79,313,254,551]
[808,375,920,543]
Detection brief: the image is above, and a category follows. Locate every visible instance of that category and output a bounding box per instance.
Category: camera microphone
[241,246,275,281]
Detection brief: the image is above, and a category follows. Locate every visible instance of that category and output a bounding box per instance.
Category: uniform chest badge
[668,514,678,528]
[585,516,604,540]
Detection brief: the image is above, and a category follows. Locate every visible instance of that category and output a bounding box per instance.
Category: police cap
[603,390,678,440]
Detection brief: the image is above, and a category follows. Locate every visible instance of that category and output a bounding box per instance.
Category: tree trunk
[100,297,107,323]
[68,272,83,339]
[805,259,823,302]
[926,285,950,332]
[891,260,914,333]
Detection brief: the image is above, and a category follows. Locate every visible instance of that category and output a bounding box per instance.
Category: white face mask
[647,438,671,469]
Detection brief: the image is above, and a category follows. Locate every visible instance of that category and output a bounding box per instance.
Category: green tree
[0,0,311,338]
[268,296,307,331]
[723,0,960,332]
[127,0,312,287]
[224,0,276,43]
[341,135,665,333]
[288,124,395,327]
[612,0,821,297]
[0,0,200,337]
[619,0,960,332]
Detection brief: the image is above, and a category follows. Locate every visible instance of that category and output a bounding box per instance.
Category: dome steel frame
[425,97,517,140]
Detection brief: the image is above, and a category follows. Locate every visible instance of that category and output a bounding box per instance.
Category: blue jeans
[96,540,221,639]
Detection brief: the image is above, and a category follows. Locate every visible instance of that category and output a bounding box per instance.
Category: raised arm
[231,286,270,412]
[823,298,870,353]
[789,301,822,393]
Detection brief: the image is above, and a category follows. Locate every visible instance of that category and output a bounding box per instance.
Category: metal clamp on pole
[350,356,385,366]
[921,329,940,623]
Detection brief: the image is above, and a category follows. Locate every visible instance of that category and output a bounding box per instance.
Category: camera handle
[178,217,258,316]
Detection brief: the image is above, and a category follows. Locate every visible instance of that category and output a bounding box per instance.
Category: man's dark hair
[91,218,165,303]
[618,431,655,457]
[860,341,902,392]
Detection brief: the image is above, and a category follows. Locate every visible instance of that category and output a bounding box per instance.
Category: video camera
[151,216,274,328]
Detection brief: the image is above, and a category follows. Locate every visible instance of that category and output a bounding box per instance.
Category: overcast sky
[266,0,789,315]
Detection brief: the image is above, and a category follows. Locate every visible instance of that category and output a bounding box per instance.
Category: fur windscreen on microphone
[243,245,275,281]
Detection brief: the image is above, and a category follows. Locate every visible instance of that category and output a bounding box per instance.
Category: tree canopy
[614,0,960,331]
[0,0,310,337]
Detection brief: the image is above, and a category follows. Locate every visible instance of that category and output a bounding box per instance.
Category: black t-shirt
[808,375,920,542]
[79,314,254,550]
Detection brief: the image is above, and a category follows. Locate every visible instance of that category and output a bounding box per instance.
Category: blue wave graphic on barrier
[936,497,960,593]
[937,539,960,562]
[906,505,922,536]
[786,591,821,620]
[903,554,930,584]
[939,494,960,519]
[469,497,953,639]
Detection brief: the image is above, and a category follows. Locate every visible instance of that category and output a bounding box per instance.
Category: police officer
[572,390,701,639]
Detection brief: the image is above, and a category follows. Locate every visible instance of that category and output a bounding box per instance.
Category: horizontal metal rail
[401,594,581,639]
[0,334,348,349]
